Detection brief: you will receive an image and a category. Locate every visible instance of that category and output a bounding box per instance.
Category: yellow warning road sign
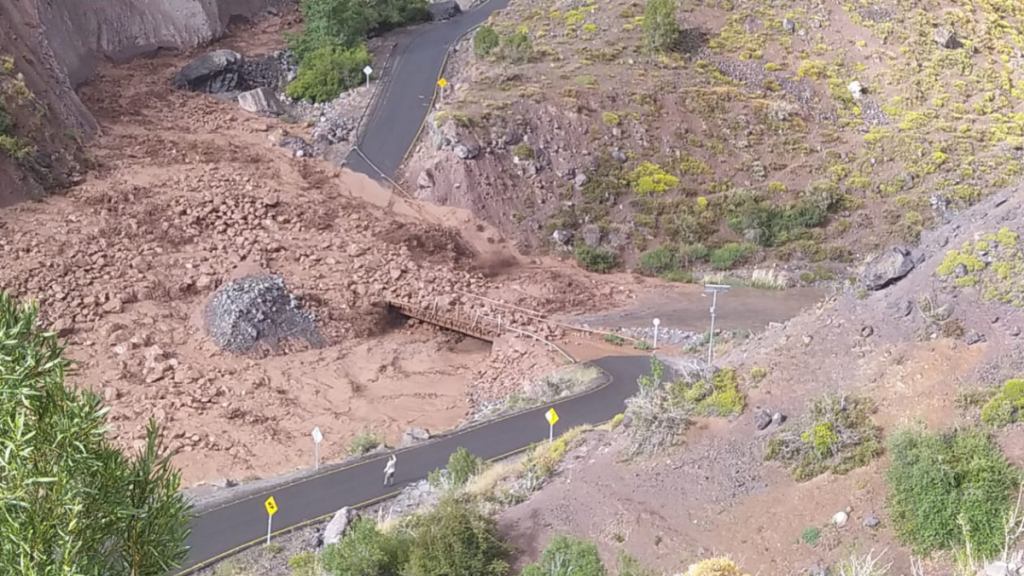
[265,496,278,517]
[437,78,448,88]
[545,408,559,426]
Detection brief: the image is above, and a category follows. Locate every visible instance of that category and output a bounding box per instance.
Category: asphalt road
[346,0,512,180]
[177,354,652,574]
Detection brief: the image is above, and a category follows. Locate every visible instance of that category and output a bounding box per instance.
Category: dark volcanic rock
[861,246,916,291]
[174,50,245,94]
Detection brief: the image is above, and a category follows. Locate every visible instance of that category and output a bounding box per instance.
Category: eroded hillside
[406,0,1024,281]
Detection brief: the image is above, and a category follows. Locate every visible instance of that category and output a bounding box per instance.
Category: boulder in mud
[237,87,286,116]
[174,50,244,94]
[860,246,915,291]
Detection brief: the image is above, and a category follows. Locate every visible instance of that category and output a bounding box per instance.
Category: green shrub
[643,0,679,53]
[513,143,534,160]
[603,333,626,346]
[669,367,746,417]
[286,44,373,103]
[520,535,606,576]
[678,243,711,265]
[749,367,768,382]
[474,26,500,58]
[725,192,828,247]
[406,497,510,576]
[348,428,382,455]
[639,245,680,276]
[501,31,533,64]
[709,243,753,270]
[288,551,322,576]
[575,245,618,273]
[980,378,1024,427]
[428,447,483,490]
[322,517,409,576]
[765,395,882,481]
[801,527,821,547]
[885,428,1021,558]
[0,101,12,135]
[661,269,693,283]
[630,162,679,195]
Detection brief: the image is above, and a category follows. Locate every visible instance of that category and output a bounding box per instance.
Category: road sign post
[363,65,373,90]
[311,427,323,470]
[264,496,278,545]
[545,408,559,442]
[437,78,448,100]
[652,318,661,349]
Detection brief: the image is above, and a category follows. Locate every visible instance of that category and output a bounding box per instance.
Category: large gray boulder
[323,506,358,546]
[174,50,244,94]
[861,246,915,291]
[429,1,462,21]
[237,87,285,116]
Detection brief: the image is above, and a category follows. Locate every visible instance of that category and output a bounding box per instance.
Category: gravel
[204,274,324,354]
[622,326,703,346]
[240,50,297,91]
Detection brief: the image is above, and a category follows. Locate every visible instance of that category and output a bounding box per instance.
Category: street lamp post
[703,284,730,366]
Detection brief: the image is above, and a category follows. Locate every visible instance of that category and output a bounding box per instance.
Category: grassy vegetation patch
[574,244,618,272]
[885,427,1021,558]
[981,378,1024,427]
[936,227,1024,304]
[766,395,882,481]
[348,428,383,455]
[624,357,745,457]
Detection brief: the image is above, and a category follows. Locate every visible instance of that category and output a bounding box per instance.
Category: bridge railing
[385,299,576,363]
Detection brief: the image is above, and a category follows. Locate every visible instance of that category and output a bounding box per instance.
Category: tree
[643,0,679,53]
[0,290,192,576]
[520,535,607,576]
[321,518,409,576]
[406,497,509,576]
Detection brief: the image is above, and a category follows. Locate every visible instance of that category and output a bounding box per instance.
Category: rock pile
[240,50,296,90]
[204,274,323,354]
[174,50,245,94]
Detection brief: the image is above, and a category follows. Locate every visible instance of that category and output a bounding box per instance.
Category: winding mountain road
[177,355,651,574]
[345,0,511,179]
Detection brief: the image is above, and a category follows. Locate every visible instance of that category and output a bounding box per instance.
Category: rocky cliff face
[0,0,290,204]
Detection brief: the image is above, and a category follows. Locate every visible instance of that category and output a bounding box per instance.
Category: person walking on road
[383,454,397,487]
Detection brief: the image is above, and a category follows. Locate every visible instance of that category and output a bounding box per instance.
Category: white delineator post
[652,318,661,349]
[363,65,373,90]
[311,427,323,471]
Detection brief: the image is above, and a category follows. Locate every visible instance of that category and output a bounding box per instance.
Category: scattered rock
[832,509,849,527]
[966,331,987,346]
[860,325,874,338]
[174,50,245,94]
[861,246,915,291]
[428,0,462,21]
[754,409,772,431]
[309,526,324,550]
[204,274,324,354]
[237,87,286,117]
[51,317,75,337]
[810,561,831,576]
[983,561,1023,576]
[954,262,969,278]
[323,506,358,546]
[212,478,239,489]
[863,513,880,528]
[454,144,479,160]
[580,224,602,247]
[894,299,913,317]
[934,27,960,49]
[771,412,786,427]
[551,229,573,246]
[278,136,314,158]
[1011,326,1021,337]
[401,427,431,447]
[573,172,589,189]
[848,80,864,100]
[610,148,628,163]
[417,170,435,189]
[782,17,796,34]
[102,387,119,402]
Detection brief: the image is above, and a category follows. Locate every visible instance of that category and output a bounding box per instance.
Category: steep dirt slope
[0,0,291,203]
